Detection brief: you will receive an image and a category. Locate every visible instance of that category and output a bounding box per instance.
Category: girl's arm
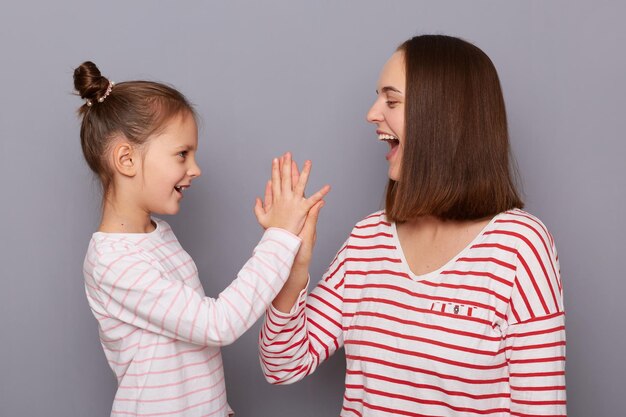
[87,153,330,347]
[87,227,301,347]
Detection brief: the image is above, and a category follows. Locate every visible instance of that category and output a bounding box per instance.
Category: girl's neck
[99,195,155,234]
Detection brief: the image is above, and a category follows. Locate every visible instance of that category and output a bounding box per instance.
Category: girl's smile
[137,112,201,215]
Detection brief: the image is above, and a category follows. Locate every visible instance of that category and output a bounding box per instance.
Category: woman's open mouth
[378,133,400,160]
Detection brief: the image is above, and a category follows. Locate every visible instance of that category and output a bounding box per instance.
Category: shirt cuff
[264,227,302,245]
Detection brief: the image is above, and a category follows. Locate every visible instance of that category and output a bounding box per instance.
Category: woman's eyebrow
[376,86,403,94]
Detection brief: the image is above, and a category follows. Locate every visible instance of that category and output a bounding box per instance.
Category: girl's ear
[112,141,137,177]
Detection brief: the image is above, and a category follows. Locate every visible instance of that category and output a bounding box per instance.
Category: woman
[258,35,566,417]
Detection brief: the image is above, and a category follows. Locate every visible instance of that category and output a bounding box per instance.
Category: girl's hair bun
[73,61,110,103]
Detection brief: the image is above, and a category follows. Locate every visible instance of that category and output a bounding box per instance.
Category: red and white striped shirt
[260,209,566,417]
[84,218,301,417]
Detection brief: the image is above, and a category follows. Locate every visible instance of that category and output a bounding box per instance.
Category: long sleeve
[504,220,566,416]
[259,240,348,384]
[86,227,301,347]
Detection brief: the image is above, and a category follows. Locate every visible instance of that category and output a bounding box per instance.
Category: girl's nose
[188,159,202,178]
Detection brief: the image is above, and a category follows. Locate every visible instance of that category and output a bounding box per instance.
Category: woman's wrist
[285,264,309,288]
[291,260,311,271]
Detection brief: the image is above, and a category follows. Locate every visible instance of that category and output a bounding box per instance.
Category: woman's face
[366,50,406,182]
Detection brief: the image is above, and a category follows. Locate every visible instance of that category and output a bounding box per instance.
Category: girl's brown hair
[73,61,195,194]
[385,35,523,222]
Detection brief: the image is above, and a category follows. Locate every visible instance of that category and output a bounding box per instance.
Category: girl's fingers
[294,160,312,197]
[271,158,281,198]
[291,160,300,187]
[281,152,293,194]
[254,198,266,223]
[264,180,273,212]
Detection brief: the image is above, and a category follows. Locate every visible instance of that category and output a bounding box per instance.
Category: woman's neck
[400,214,490,230]
[396,215,493,244]
[395,215,494,276]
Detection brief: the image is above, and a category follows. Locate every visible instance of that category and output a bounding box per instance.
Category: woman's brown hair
[73,61,195,195]
[385,35,523,222]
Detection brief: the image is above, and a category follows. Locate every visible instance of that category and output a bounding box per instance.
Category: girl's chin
[152,205,181,216]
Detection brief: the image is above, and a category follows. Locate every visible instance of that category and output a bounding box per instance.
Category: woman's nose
[366,100,383,124]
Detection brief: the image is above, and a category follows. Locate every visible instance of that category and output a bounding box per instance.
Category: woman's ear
[112,141,137,177]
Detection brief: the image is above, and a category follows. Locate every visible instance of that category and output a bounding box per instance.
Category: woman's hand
[258,154,328,312]
[254,152,330,236]
[293,199,324,268]
[288,158,324,268]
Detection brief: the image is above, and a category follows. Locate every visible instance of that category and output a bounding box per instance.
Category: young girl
[75,61,329,417]
[259,35,566,416]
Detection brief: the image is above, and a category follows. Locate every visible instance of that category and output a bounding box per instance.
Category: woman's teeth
[378,133,398,141]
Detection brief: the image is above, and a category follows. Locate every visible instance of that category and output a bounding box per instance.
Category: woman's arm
[256,153,341,384]
[257,154,329,314]
[259,240,348,384]
[504,219,566,416]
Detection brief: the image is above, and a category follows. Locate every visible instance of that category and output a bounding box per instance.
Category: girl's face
[138,112,201,215]
[366,51,406,182]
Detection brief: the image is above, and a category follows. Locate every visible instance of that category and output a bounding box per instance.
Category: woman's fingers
[305,200,324,231]
[305,184,331,208]
[295,200,325,265]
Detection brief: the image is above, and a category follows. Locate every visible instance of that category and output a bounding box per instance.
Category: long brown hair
[385,35,523,222]
[73,61,195,195]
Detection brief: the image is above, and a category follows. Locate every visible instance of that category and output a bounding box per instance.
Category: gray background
[1,1,624,416]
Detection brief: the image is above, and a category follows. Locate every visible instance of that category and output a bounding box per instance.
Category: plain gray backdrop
[1,1,624,416]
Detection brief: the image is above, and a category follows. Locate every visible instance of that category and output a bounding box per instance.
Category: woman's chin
[388,168,400,182]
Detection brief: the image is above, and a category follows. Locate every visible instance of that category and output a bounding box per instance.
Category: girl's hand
[254,153,330,236]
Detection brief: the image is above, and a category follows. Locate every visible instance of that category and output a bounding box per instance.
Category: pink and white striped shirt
[260,209,566,417]
[84,218,301,417]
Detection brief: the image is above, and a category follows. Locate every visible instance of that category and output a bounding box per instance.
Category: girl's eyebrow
[175,144,195,151]
[376,86,403,95]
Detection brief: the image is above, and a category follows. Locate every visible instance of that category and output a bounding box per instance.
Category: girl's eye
[177,151,188,159]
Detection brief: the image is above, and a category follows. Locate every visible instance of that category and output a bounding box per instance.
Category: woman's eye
[386,100,399,108]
